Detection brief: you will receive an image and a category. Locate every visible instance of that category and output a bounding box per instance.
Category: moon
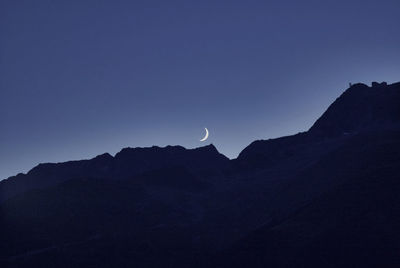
[200,128,209,142]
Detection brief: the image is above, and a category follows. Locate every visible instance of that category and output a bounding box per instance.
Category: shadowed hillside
[1,82,399,268]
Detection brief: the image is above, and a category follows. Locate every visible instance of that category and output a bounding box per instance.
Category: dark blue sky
[1,0,399,180]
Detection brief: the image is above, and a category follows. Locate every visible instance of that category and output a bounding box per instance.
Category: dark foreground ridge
[1,81,400,268]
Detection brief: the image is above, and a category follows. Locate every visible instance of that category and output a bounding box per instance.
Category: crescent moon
[200,128,209,142]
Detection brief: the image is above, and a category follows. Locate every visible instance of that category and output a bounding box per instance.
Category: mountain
[309,81,400,137]
[217,128,400,268]
[1,81,399,268]
[236,81,400,169]
[0,144,229,202]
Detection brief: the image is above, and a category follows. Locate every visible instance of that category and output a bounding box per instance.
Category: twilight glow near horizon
[1,0,400,180]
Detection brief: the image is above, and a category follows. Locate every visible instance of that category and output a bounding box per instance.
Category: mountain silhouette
[0,82,399,268]
[0,144,229,202]
[309,81,400,137]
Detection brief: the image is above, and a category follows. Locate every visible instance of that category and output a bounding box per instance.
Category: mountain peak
[236,81,400,168]
[192,143,218,152]
[93,152,113,161]
[309,81,400,138]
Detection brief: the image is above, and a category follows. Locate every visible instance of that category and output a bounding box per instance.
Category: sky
[1,0,399,180]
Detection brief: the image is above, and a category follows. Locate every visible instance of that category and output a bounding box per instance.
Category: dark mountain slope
[236,82,400,169]
[309,82,400,138]
[0,81,399,268]
[0,178,205,268]
[0,144,229,202]
[216,127,400,268]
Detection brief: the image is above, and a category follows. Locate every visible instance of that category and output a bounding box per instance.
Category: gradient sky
[1,0,399,180]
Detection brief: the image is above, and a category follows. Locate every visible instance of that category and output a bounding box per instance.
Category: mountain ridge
[3,80,400,183]
[0,143,229,202]
[2,81,399,202]
[1,81,400,268]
